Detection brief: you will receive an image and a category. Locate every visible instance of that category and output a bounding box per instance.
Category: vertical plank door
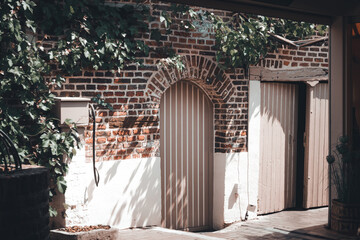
[303,83,329,208]
[160,80,213,231]
[258,82,298,214]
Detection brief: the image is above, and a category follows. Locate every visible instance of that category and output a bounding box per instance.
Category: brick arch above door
[145,55,236,105]
[146,55,248,153]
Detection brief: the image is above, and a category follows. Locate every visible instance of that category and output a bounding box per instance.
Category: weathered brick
[193,45,211,50]
[50,3,328,161]
[279,55,292,60]
[138,135,145,141]
[69,78,91,83]
[115,92,125,96]
[105,98,117,103]
[107,137,116,142]
[93,78,112,83]
[173,43,192,48]
[114,78,130,84]
[87,85,96,90]
[126,91,135,97]
[118,98,128,103]
[97,137,106,144]
[297,51,306,56]
[174,31,191,37]
[60,92,80,97]
[132,78,147,83]
[97,85,107,90]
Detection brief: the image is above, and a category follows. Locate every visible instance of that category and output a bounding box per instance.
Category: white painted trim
[248,80,261,218]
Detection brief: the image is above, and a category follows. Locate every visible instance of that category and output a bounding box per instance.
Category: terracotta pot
[331,199,360,235]
[50,228,118,240]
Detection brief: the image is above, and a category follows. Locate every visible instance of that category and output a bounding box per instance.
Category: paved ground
[116,207,359,239]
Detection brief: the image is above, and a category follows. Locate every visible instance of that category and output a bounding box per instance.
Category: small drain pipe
[89,104,100,187]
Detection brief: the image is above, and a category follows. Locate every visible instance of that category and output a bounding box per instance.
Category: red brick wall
[50,1,328,162]
[260,45,328,69]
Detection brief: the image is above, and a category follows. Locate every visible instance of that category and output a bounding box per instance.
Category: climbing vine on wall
[0,0,80,216]
[35,1,152,74]
[162,4,327,70]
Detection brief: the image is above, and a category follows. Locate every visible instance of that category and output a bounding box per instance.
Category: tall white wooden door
[258,82,298,214]
[160,80,213,231]
[303,83,329,208]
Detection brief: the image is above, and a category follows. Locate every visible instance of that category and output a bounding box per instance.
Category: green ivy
[34,0,152,74]
[166,4,327,70]
[0,0,80,216]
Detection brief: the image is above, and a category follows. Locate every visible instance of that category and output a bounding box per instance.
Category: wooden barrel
[0,165,49,240]
[331,199,360,235]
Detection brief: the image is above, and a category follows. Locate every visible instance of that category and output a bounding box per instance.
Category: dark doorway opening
[295,82,306,208]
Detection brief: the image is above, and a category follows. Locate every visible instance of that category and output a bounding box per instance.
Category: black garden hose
[89,104,100,187]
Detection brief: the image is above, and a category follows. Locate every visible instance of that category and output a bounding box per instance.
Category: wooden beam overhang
[249,66,328,83]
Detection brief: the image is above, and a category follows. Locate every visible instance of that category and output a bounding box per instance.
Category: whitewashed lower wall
[65,149,161,229]
[213,152,259,230]
[67,126,261,231]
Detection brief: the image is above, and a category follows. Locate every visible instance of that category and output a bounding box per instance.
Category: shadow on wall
[228,184,238,210]
[85,157,161,228]
[105,113,160,160]
[214,151,254,229]
[226,152,249,221]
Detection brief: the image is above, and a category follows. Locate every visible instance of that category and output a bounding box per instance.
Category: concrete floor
[116,207,359,239]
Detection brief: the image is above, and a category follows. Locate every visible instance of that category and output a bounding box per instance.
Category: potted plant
[327,136,360,235]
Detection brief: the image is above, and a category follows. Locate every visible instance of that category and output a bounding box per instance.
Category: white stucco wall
[213,152,258,229]
[67,149,261,230]
[65,147,161,229]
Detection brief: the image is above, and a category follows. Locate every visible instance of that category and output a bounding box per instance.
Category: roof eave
[163,0,332,24]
